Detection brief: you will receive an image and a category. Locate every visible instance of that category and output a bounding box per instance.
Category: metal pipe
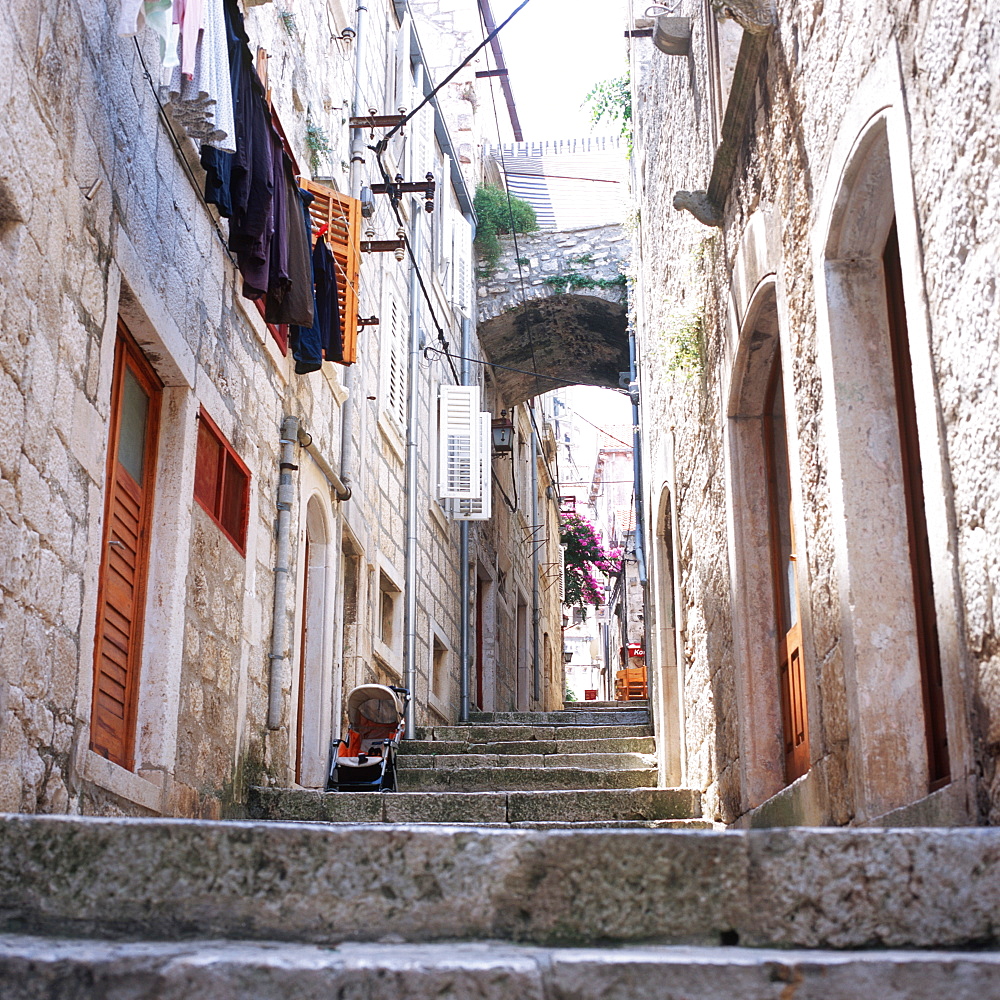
[402,204,421,737]
[530,419,541,703]
[268,415,300,729]
[459,316,472,723]
[628,325,648,585]
[296,426,351,500]
[339,0,368,494]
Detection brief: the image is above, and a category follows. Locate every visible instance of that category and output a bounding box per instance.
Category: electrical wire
[375,0,534,148]
[421,345,630,392]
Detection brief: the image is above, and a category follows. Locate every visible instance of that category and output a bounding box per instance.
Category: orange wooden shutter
[298,178,361,365]
[91,321,162,769]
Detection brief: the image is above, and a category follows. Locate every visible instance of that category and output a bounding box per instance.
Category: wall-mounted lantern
[491,410,514,455]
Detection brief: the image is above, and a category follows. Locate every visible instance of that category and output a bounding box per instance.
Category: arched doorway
[818,115,951,813]
[728,279,810,805]
[295,495,335,787]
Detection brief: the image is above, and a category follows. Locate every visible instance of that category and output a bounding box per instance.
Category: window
[431,635,449,702]
[254,298,288,355]
[378,571,401,651]
[194,408,251,555]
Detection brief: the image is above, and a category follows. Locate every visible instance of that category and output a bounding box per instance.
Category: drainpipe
[339,0,368,494]
[402,206,421,737]
[530,418,541,703]
[268,415,300,729]
[296,425,351,501]
[628,324,647,586]
[459,316,472,723]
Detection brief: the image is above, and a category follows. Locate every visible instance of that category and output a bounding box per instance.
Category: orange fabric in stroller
[339,712,400,757]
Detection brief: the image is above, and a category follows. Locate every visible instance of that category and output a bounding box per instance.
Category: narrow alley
[2,0,1000,995]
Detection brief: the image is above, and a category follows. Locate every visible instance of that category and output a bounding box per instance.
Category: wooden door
[474,580,485,710]
[883,222,950,787]
[765,351,810,782]
[90,322,162,769]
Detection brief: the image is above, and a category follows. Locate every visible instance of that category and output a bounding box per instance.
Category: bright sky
[489,0,628,142]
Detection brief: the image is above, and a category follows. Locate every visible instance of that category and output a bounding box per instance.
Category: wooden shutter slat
[298,178,361,365]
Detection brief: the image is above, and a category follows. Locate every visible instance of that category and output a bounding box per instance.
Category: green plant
[305,114,332,175]
[543,272,626,294]
[663,309,704,378]
[583,72,632,155]
[515,257,530,267]
[565,686,578,702]
[277,7,297,34]
[473,184,537,273]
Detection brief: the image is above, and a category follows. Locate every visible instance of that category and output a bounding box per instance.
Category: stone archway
[477,225,630,405]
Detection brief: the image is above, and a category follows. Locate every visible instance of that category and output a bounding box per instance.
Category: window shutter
[558,544,567,601]
[298,178,362,365]
[452,215,472,317]
[385,294,407,428]
[449,411,493,520]
[438,384,481,498]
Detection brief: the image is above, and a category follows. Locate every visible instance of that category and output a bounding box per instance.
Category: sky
[485,0,628,142]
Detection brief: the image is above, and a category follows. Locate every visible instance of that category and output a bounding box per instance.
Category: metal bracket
[349,114,407,129]
[361,240,406,254]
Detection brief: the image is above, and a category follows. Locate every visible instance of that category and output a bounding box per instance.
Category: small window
[379,572,400,650]
[194,408,251,554]
[432,636,449,702]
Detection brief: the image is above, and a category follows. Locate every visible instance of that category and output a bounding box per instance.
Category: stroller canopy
[347,684,404,729]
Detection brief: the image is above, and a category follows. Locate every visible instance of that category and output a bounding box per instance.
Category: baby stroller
[326,684,410,792]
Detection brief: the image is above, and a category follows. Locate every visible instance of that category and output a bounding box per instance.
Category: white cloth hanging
[159,0,235,152]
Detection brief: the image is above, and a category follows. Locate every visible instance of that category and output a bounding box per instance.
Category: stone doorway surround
[811,48,973,824]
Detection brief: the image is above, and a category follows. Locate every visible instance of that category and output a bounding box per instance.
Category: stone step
[565,700,648,709]
[469,710,649,727]
[397,766,659,792]
[401,736,657,756]
[249,787,701,825]
[397,752,656,771]
[4,816,1000,949]
[415,724,652,743]
[3,935,999,999]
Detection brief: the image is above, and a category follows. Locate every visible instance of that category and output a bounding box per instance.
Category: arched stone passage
[477,293,628,405]
[476,225,630,405]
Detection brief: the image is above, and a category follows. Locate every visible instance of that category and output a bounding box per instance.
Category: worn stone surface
[5,816,999,948]
[4,936,1000,1000]
[398,766,659,792]
[506,789,702,824]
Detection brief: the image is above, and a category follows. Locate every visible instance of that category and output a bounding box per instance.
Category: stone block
[398,767,658,793]
[491,830,749,945]
[247,787,383,823]
[2,937,1000,1000]
[427,726,558,743]
[506,789,702,823]
[744,828,1000,949]
[382,792,508,825]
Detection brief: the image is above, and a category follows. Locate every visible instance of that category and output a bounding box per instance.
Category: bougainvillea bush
[560,512,623,612]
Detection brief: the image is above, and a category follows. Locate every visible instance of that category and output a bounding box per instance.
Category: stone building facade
[630,1,1000,824]
[0,0,564,818]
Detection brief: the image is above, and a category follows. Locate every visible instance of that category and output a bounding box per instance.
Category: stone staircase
[251,701,706,827]
[3,704,1000,995]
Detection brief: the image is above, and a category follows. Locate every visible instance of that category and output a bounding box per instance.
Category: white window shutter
[559,543,567,602]
[438,385,481,498]
[449,412,492,520]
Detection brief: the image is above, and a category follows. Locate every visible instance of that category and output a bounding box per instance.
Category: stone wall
[478,226,628,323]
[0,0,564,818]
[632,1,999,824]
